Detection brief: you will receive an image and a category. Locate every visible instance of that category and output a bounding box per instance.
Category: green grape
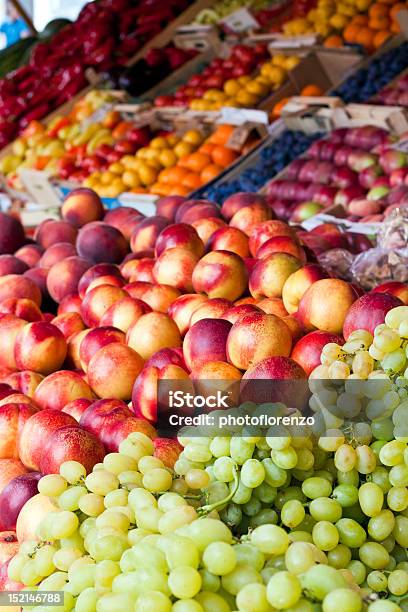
[289,531,313,543]
[385,306,408,329]
[66,562,96,595]
[51,511,79,539]
[38,570,68,591]
[240,459,265,488]
[94,559,120,588]
[347,560,366,585]
[213,457,237,482]
[285,542,315,574]
[369,466,392,493]
[202,542,236,576]
[138,455,166,474]
[38,474,67,497]
[104,489,129,508]
[85,470,119,495]
[221,563,262,595]
[327,543,351,569]
[389,464,408,487]
[299,564,347,601]
[335,519,367,548]
[359,542,389,569]
[334,444,357,472]
[78,493,105,517]
[187,518,232,552]
[251,524,289,555]
[60,460,86,484]
[168,566,202,599]
[231,478,252,505]
[271,447,298,470]
[229,437,255,465]
[195,591,231,612]
[275,487,306,510]
[142,468,173,492]
[388,569,408,596]
[96,592,136,612]
[295,448,315,471]
[172,600,204,612]
[355,445,377,474]
[220,503,242,527]
[394,516,408,547]
[281,499,305,528]
[236,582,270,612]
[312,521,339,551]
[368,509,395,541]
[309,497,342,522]
[388,486,408,511]
[209,436,230,458]
[8,553,28,582]
[322,588,362,612]
[206,481,229,508]
[33,544,57,576]
[262,458,287,487]
[136,591,172,612]
[367,570,388,591]
[380,440,406,466]
[233,543,265,571]
[103,452,138,475]
[358,482,384,517]
[368,600,401,611]
[75,587,99,612]
[53,548,83,572]
[199,568,220,593]
[374,328,401,352]
[337,469,359,486]
[58,485,87,511]
[185,469,210,490]
[118,470,143,490]
[254,482,277,504]
[372,419,394,441]
[381,348,407,373]
[302,477,332,499]
[267,571,302,608]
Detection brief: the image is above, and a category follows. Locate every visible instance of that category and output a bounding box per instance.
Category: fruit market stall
[0,2,408,610]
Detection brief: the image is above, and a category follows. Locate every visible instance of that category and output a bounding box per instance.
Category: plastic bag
[377,208,408,249]
[318,249,355,282]
[351,247,408,290]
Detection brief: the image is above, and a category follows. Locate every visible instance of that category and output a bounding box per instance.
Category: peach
[130,216,169,255]
[291,330,344,376]
[226,312,292,370]
[154,438,183,469]
[80,398,132,437]
[223,303,262,325]
[192,251,248,301]
[14,244,43,268]
[371,281,408,305]
[155,223,204,258]
[141,283,181,313]
[256,297,288,318]
[183,318,232,371]
[51,312,85,339]
[127,312,181,360]
[88,343,144,400]
[146,348,186,371]
[16,494,57,542]
[46,256,91,303]
[230,203,272,236]
[4,372,43,398]
[80,284,128,327]
[57,293,82,315]
[77,221,128,264]
[61,188,104,227]
[0,403,37,459]
[78,263,121,298]
[190,361,242,407]
[298,279,358,334]
[123,280,151,300]
[343,293,403,340]
[14,322,67,375]
[100,296,150,332]
[248,220,297,257]
[281,315,303,342]
[18,409,77,470]
[0,532,19,563]
[34,370,93,411]
[168,294,208,335]
[0,315,27,370]
[0,275,41,306]
[192,217,226,244]
[0,213,25,254]
[38,242,77,268]
[86,274,125,293]
[0,394,36,408]
[62,398,92,421]
[207,226,250,258]
[235,297,258,306]
[23,268,50,304]
[34,219,77,248]
[156,195,187,222]
[104,207,145,240]
[190,298,232,326]
[221,192,268,221]
[39,426,105,475]
[105,416,157,452]
[153,248,199,293]
[79,326,125,370]
[0,459,27,494]
[282,264,328,314]
[250,253,302,300]
[0,298,42,322]
[132,363,191,423]
[177,201,222,225]
[0,255,28,275]
[240,356,307,405]
[256,236,307,264]
[121,258,154,282]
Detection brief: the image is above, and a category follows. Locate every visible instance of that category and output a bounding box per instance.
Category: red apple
[343,293,403,339]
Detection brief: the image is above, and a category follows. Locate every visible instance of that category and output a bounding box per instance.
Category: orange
[271,97,291,119]
[200,164,223,183]
[391,19,401,31]
[369,15,391,28]
[390,2,407,18]
[209,124,235,145]
[301,84,324,96]
[324,34,344,47]
[178,155,192,169]
[185,152,212,173]
[182,173,203,190]
[373,29,392,45]
[158,167,174,184]
[168,185,190,196]
[198,142,216,155]
[150,182,172,196]
[355,26,375,48]
[344,23,360,42]
[130,187,147,194]
[369,3,389,17]
[166,166,189,185]
[352,14,369,25]
[211,145,239,168]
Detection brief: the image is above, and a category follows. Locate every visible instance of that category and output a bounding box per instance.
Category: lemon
[246,80,269,96]
[236,90,259,107]
[224,79,240,96]
[121,155,135,167]
[166,134,180,147]
[137,147,149,159]
[329,13,348,28]
[150,137,168,150]
[122,171,141,188]
[238,75,251,85]
[174,141,195,158]
[138,162,158,186]
[159,149,178,168]
[183,130,203,146]
[100,171,115,185]
[109,162,125,175]
[272,54,287,67]
[284,56,301,70]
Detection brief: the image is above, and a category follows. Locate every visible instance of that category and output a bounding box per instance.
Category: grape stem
[197,464,239,517]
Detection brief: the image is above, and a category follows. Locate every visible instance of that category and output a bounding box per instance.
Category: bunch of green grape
[6,428,405,612]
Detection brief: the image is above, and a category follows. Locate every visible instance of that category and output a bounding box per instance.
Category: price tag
[119,192,159,217]
[301,213,380,235]
[220,107,269,126]
[19,170,62,208]
[221,8,260,33]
